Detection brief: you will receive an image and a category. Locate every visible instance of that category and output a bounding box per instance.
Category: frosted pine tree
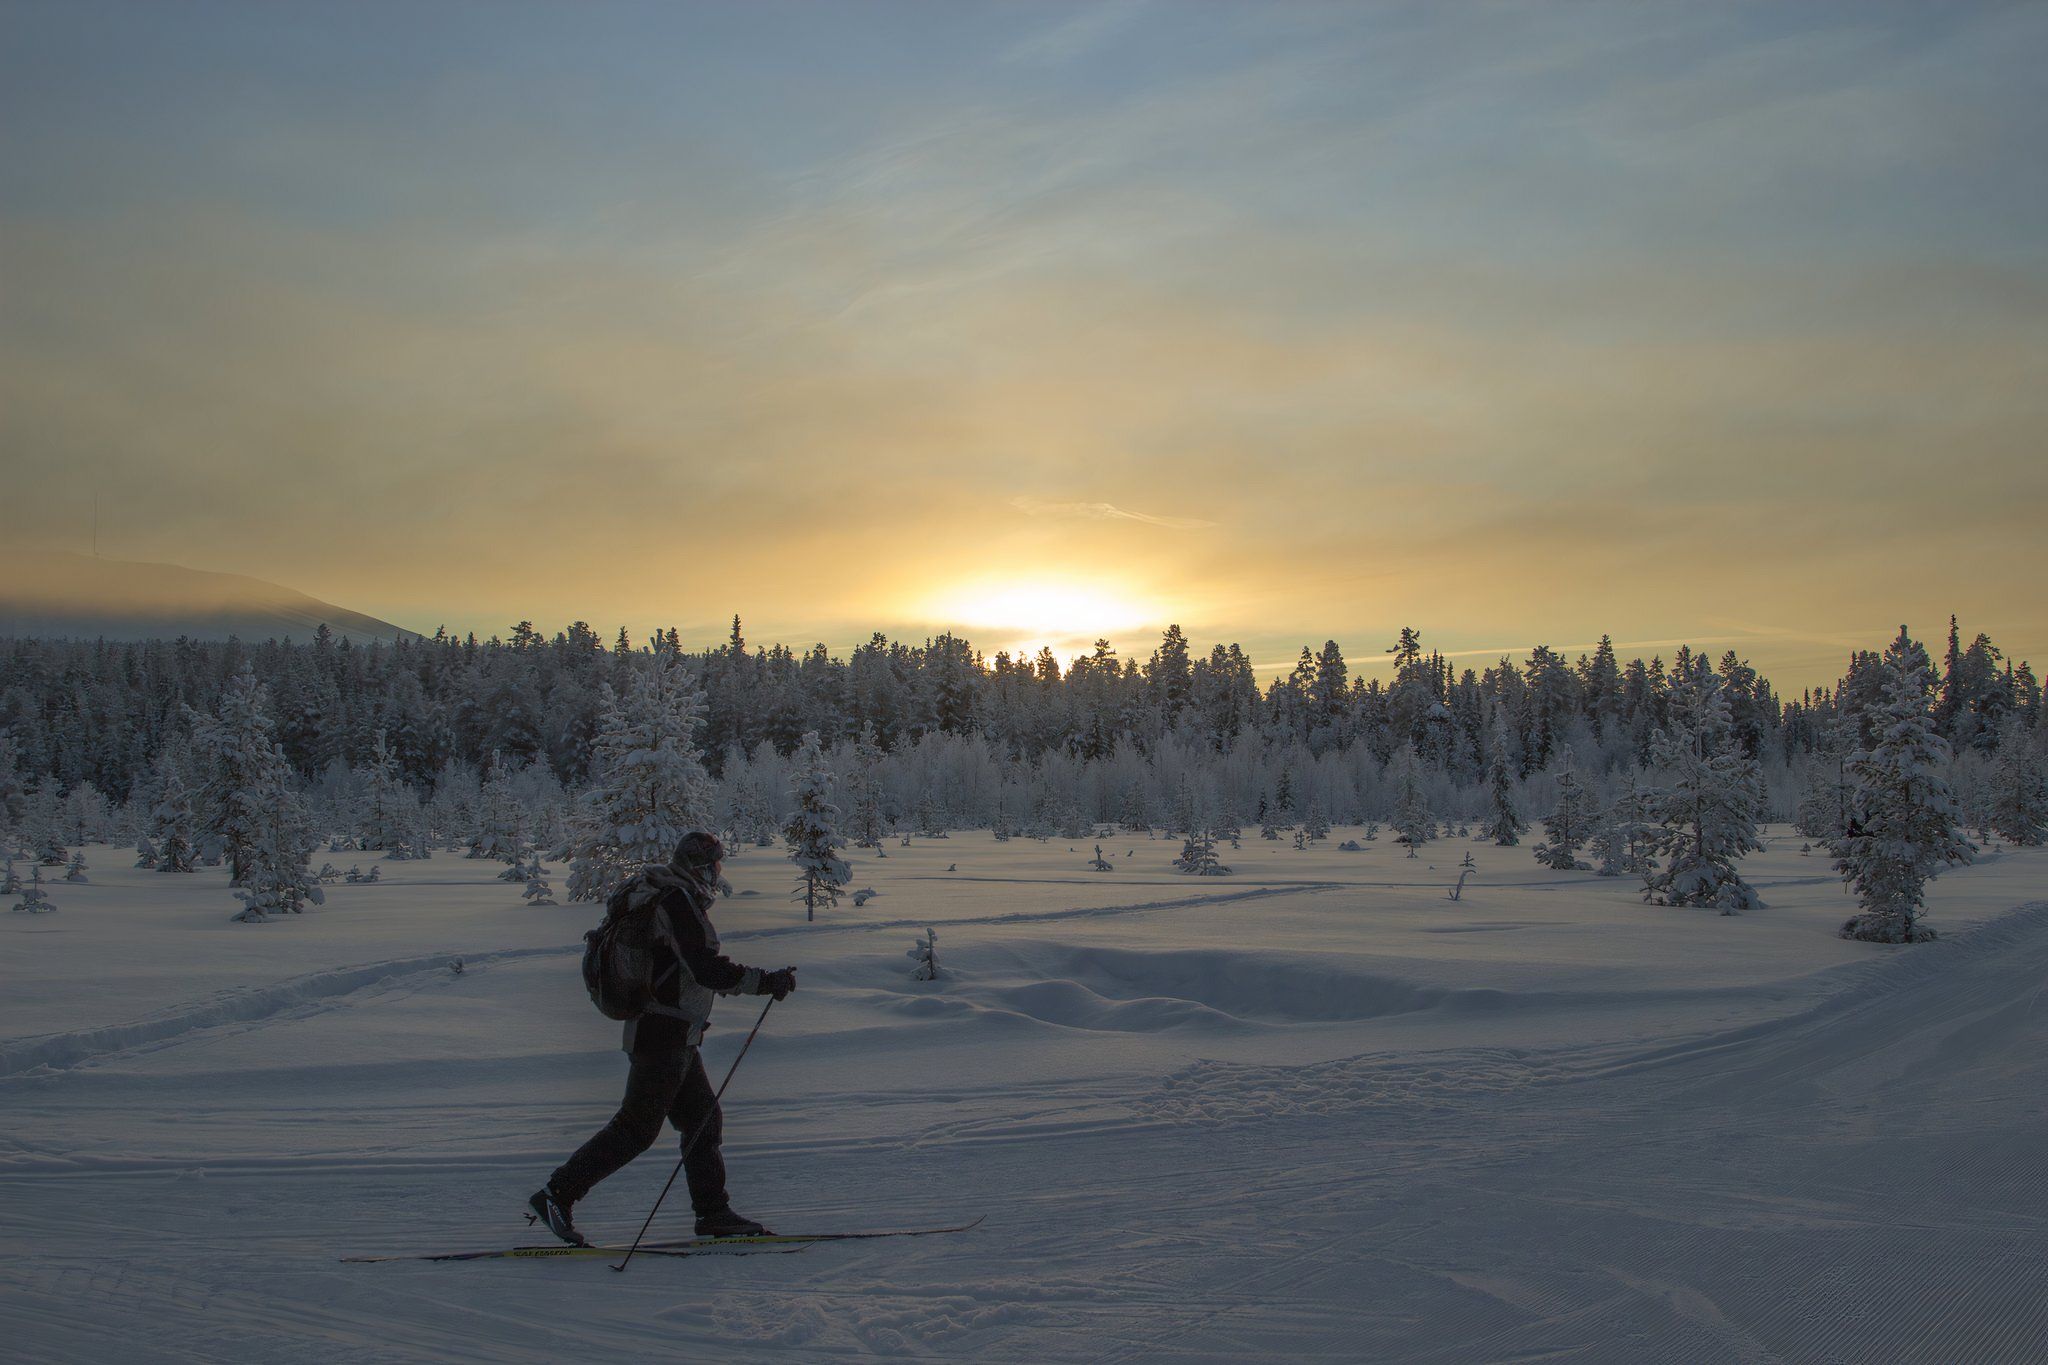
[150,760,199,874]
[783,730,850,922]
[1836,630,1974,943]
[523,852,556,906]
[906,926,940,981]
[231,771,324,923]
[1987,717,2047,846]
[1,857,18,894]
[1590,771,1655,878]
[0,731,24,854]
[845,724,887,850]
[1169,778,1199,839]
[1175,829,1230,876]
[1389,742,1430,857]
[30,780,67,865]
[1481,704,1526,846]
[469,757,525,863]
[1533,745,1594,871]
[64,850,88,883]
[11,865,53,914]
[1641,672,1765,912]
[1302,797,1333,844]
[187,664,294,887]
[1794,718,1853,849]
[356,731,416,856]
[565,657,715,903]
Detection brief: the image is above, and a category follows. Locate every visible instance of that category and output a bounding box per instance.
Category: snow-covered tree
[231,775,324,923]
[469,757,525,863]
[1389,743,1429,857]
[1590,771,1655,878]
[1169,778,1199,839]
[784,730,850,921]
[1175,829,1230,876]
[11,865,53,914]
[62,783,108,847]
[564,657,715,903]
[845,724,887,850]
[907,925,940,981]
[1987,717,2047,847]
[523,852,556,906]
[0,731,25,852]
[1480,704,1525,846]
[1793,719,1852,848]
[1836,629,1975,943]
[188,664,296,887]
[1301,797,1332,844]
[1,857,19,895]
[1642,672,1765,913]
[150,760,199,874]
[63,850,88,883]
[30,781,67,865]
[1533,745,1594,872]
[356,731,416,855]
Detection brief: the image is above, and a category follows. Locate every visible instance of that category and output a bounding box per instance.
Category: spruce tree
[469,757,525,863]
[1481,704,1526,847]
[565,656,715,903]
[187,664,295,887]
[1302,797,1332,843]
[1836,629,1975,942]
[1389,742,1429,856]
[783,730,850,921]
[11,864,53,914]
[355,731,416,855]
[845,724,887,849]
[1533,746,1595,871]
[1590,771,1655,878]
[231,769,323,922]
[1642,673,1766,912]
[1988,717,2047,846]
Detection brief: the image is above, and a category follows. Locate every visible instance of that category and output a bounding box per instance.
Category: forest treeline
[0,616,2034,800]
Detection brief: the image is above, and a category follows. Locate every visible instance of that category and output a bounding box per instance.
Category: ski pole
[612,996,776,1273]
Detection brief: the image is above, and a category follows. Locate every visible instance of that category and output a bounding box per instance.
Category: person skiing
[529,832,796,1246]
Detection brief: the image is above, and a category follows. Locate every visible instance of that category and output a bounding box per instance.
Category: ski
[342,1215,984,1264]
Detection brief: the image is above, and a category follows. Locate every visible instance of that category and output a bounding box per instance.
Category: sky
[2,0,2043,691]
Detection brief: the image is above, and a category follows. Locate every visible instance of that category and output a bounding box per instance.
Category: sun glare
[929,578,1161,661]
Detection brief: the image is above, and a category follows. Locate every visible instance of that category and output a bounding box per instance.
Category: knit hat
[671,831,726,872]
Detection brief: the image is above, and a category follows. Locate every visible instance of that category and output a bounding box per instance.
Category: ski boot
[695,1205,770,1238]
[526,1186,589,1247]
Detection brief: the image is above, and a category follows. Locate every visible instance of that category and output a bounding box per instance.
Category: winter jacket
[622,866,763,1054]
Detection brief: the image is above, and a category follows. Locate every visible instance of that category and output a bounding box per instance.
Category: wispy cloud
[1009,497,1217,531]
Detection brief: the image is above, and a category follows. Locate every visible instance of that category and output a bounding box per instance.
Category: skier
[529,832,796,1246]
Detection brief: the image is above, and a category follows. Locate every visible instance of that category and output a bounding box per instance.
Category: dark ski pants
[549,1045,728,1214]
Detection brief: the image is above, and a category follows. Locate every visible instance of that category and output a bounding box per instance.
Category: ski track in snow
[0,882,1328,1082]
[6,845,2048,1362]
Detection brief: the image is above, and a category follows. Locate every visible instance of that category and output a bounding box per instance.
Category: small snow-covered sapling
[64,851,88,883]
[12,866,54,914]
[906,926,939,982]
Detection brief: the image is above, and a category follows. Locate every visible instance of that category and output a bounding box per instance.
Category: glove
[759,967,797,1001]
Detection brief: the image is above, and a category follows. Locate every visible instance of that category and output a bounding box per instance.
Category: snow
[5,830,2046,1361]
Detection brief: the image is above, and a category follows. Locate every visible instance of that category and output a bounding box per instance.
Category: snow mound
[963,946,1450,1031]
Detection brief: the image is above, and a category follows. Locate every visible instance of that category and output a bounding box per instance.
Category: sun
[928,577,1161,661]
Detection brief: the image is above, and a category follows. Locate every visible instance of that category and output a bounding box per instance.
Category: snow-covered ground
[5,830,2045,1363]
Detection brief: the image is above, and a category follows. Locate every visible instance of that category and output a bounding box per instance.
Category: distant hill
[0,550,418,645]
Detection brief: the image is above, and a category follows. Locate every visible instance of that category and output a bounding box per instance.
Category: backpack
[580,872,688,1021]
